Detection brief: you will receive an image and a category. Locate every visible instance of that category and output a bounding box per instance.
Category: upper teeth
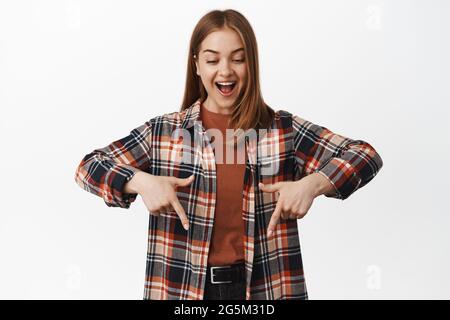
[217,82,235,85]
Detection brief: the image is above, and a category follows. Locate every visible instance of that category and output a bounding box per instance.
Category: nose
[218,60,233,77]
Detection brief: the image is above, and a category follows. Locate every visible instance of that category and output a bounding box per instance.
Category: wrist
[125,171,146,194]
[309,172,336,198]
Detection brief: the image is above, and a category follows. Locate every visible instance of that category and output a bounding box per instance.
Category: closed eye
[206,59,245,64]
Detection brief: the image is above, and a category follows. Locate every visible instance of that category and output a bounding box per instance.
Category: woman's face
[195,27,247,114]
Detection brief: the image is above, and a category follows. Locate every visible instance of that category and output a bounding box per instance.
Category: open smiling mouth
[215,81,237,96]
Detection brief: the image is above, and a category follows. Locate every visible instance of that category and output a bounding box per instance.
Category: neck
[203,98,233,115]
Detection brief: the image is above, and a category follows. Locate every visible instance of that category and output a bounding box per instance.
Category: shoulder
[148,107,189,129]
[271,108,294,129]
[272,107,310,129]
[274,109,292,118]
[271,108,314,135]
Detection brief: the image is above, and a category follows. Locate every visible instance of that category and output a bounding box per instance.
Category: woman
[75,9,383,300]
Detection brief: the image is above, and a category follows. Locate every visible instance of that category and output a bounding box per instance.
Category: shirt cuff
[314,157,362,200]
[103,163,139,208]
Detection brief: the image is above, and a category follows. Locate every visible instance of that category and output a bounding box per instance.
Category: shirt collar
[181,99,202,130]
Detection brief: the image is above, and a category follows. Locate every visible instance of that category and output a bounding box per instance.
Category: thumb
[173,174,195,187]
[258,182,281,193]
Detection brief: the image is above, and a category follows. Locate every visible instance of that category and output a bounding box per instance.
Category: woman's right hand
[124,171,195,230]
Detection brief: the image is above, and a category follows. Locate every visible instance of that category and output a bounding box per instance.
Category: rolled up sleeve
[292,115,383,200]
[75,120,153,208]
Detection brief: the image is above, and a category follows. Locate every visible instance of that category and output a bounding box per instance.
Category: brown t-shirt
[200,103,246,266]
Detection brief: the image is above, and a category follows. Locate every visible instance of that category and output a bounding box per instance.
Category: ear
[195,61,200,76]
[193,55,200,76]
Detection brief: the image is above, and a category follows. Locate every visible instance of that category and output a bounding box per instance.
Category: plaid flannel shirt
[75,100,383,300]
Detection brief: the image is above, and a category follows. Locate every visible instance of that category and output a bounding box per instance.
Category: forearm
[75,122,154,208]
[293,114,383,200]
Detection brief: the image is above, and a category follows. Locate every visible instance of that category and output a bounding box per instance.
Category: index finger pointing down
[171,198,189,231]
[267,200,282,237]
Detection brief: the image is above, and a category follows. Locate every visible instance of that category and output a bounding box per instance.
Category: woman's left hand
[258,172,333,237]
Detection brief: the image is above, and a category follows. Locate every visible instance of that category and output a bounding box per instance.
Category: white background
[1,0,449,299]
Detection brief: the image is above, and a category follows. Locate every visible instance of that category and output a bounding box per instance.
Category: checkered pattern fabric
[75,100,383,299]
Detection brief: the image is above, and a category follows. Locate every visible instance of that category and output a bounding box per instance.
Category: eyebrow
[202,48,244,54]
